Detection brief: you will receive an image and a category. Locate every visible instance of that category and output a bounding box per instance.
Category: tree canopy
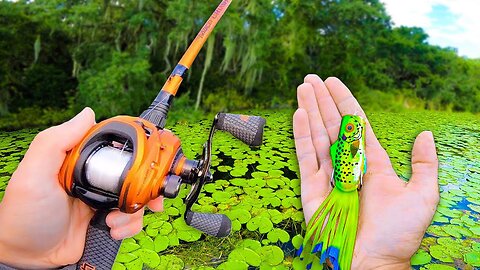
[1,0,479,121]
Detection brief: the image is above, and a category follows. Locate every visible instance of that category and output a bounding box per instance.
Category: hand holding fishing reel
[59,112,265,235]
[56,1,267,268]
[59,112,265,268]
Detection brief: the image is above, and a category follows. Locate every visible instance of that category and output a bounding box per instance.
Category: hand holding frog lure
[298,115,366,270]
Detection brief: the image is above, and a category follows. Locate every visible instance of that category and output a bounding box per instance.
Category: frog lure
[297,115,367,270]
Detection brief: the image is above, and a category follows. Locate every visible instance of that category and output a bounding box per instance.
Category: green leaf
[267,228,290,243]
[124,258,143,270]
[228,247,261,266]
[116,253,138,263]
[464,251,480,266]
[217,261,249,270]
[259,245,284,266]
[411,249,432,265]
[135,249,160,268]
[292,234,304,249]
[154,235,169,252]
[138,236,155,251]
[237,239,262,251]
[119,241,141,253]
[212,191,232,203]
[112,263,126,270]
[247,216,273,233]
[429,245,453,263]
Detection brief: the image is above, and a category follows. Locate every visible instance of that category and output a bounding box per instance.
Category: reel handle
[77,210,121,270]
[215,113,266,147]
[185,210,231,237]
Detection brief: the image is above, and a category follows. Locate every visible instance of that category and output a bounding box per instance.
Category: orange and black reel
[59,116,185,213]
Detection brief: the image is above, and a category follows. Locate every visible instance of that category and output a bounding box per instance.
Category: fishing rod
[58,1,266,268]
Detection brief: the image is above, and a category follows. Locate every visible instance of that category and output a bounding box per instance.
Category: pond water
[0,110,479,270]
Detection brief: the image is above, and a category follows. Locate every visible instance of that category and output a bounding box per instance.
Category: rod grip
[185,211,231,237]
[77,210,121,270]
[215,113,266,146]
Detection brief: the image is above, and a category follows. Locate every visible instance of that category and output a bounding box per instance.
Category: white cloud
[382,0,480,58]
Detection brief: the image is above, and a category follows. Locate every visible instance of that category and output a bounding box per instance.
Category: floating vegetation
[0,110,479,269]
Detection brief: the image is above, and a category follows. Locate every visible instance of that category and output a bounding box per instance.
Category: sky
[381,0,480,58]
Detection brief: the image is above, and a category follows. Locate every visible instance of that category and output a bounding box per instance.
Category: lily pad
[464,251,480,266]
[259,245,284,266]
[237,239,262,251]
[267,228,290,243]
[292,234,304,249]
[154,235,169,252]
[212,191,232,203]
[411,249,432,265]
[247,216,274,233]
[228,247,262,266]
[429,245,453,263]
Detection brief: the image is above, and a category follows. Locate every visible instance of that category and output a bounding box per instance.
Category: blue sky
[382,0,480,58]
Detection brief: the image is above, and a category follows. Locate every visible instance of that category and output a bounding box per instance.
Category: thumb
[409,131,439,200]
[21,108,96,176]
[37,107,96,151]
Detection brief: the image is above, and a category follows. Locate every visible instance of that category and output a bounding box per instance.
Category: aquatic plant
[0,110,479,269]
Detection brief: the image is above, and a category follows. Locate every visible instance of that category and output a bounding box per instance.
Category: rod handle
[77,210,121,270]
[185,210,231,237]
[215,113,266,146]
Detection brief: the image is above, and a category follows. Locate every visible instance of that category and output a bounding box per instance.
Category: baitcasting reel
[59,112,265,237]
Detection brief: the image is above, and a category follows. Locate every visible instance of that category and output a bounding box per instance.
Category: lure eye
[345,123,355,132]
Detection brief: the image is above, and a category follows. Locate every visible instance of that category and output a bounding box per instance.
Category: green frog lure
[297,115,367,270]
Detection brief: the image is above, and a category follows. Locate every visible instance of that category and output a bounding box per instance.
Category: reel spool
[59,113,266,237]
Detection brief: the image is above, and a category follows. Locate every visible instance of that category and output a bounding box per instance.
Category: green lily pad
[138,236,155,251]
[119,241,141,253]
[247,216,274,233]
[292,234,304,249]
[116,253,138,263]
[212,191,232,202]
[252,171,268,179]
[124,258,143,270]
[267,228,290,243]
[172,218,202,242]
[112,262,126,270]
[217,261,249,270]
[154,235,169,252]
[134,249,160,268]
[421,264,456,270]
[228,247,261,266]
[470,226,480,236]
[429,245,453,263]
[411,249,432,265]
[464,251,480,266]
[227,208,252,224]
[231,167,248,177]
[259,245,284,266]
[237,239,262,251]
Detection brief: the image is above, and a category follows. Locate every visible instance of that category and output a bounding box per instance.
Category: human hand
[293,75,439,269]
[0,108,164,269]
